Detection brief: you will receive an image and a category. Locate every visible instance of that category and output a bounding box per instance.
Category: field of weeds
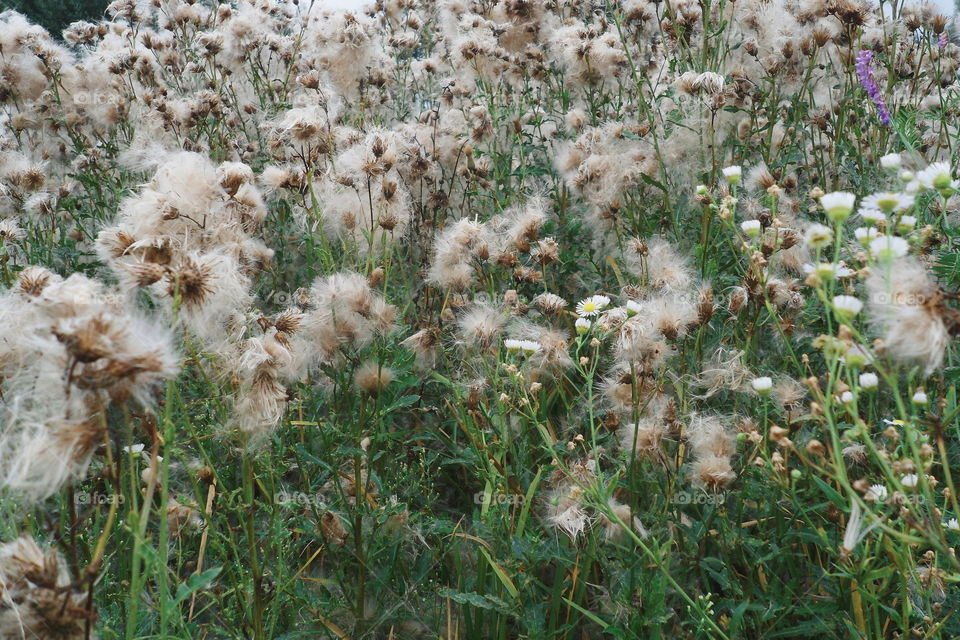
[2,0,960,637]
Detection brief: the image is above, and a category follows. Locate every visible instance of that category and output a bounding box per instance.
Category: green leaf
[173,567,222,605]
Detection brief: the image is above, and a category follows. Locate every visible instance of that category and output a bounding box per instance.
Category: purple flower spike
[939,31,949,48]
[855,50,891,127]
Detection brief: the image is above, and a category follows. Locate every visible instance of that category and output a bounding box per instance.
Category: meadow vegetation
[2,0,960,637]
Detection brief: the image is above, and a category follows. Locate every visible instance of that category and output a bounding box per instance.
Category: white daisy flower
[917,161,953,190]
[858,207,885,226]
[854,227,879,246]
[946,518,960,532]
[504,339,542,355]
[832,295,863,317]
[869,235,909,261]
[912,389,928,405]
[804,224,833,249]
[861,191,914,214]
[820,191,856,222]
[895,215,916,233]
[123,444,146,454]
[625,300,643,316]
[575,317,592,334]
[840,391,854,404]
[842,345,873,368]
[576,295,610,317]
[865,484,888,502]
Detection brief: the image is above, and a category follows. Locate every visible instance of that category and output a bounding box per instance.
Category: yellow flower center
[582,302,597,312]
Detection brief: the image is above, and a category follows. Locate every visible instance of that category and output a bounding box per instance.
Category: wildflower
[840,391,854,404]
[946,518,960,531]
[869,235,909,261]
[861,192,914,214]
[855,50,892,126]
[575,317,591,334]
[741,220,761,238]
[901,474,919,488]
[751,377,773,395]
[722,165,742,185]
[842,345,872,368]
[895,215,916,233]
[820,191,856,223]
[880,153,902,170]
[858,207,885,226]
[625,300,643,317]
[576,295,610,317]
[859,372,879,389]
[865,484,888,501]
[916,162,953,191]
[504,338,542,356]
[912,389,928,405]
[804,224,833,249]
[855,227,879,246]
[832,295,863,319]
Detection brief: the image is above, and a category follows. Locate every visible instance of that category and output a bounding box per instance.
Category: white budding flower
[946,518,960,532]
[865,484,888,502]
[820,191,856,223]
[625,300,643,316]
[858,372,879,389]
[741,219,762,238]
[722,165,742,185]
[804,223,833,249]
[912,389,928,405]
[840,391,854,404]
[751,376,773,394]
[869,235,909,261]
[880,153,902,170]
[901,473,919,488]
[832,295,863,317]
[576,295,610,317]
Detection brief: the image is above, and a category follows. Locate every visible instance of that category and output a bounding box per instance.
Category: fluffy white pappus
[457,302,509,352]
[0,535,91,638]
[686,413,736,459]
[0,271,179,499]
[427,218,488,290]
[160,250,254,348]
[866,258,953,375]
[291,271,396,369]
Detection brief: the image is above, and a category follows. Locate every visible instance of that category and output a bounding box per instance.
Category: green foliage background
[0,0,108,37]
